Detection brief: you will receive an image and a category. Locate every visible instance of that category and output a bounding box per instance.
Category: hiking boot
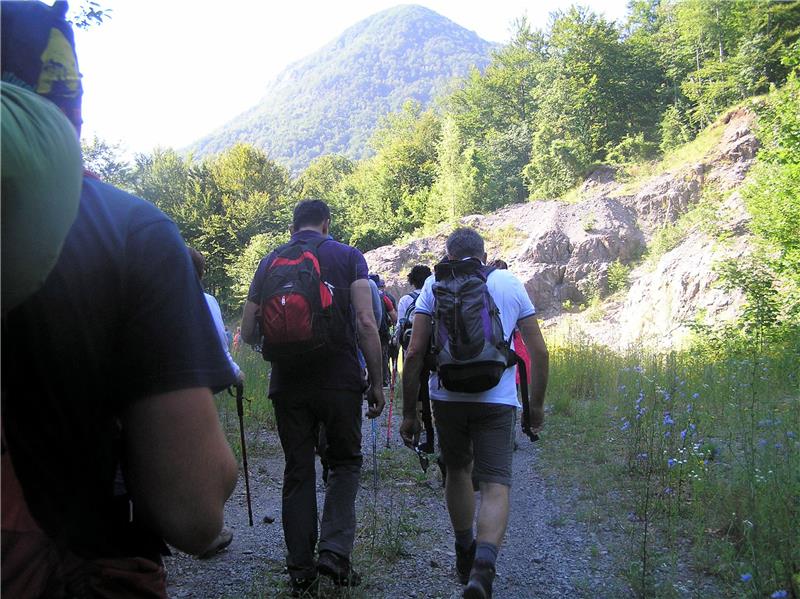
[196,527,233,559]
[462,559,495,599]
[289,574,318,597]
[317,550,362,586]
[455,540,476,584]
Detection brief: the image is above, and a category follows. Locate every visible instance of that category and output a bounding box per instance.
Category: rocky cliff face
[364,108,759,350]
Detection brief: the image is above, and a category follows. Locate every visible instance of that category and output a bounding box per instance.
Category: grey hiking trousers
[272,389,363,578]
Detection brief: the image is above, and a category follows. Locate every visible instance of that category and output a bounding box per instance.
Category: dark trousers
[272,389,363,578]
[381,342,391,385]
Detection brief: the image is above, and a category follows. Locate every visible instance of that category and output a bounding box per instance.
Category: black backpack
[431,258,511,392]
[258,237,334,362]
[396,290,420,350]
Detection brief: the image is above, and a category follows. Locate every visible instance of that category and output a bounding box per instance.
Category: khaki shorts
[432,401,515,487]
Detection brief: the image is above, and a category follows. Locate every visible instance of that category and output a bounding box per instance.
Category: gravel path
[165,408,634,598]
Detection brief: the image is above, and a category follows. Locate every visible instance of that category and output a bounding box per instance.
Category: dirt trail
[165,410,632,598]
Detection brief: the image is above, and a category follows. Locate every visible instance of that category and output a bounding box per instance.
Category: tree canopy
[87,1,800,315]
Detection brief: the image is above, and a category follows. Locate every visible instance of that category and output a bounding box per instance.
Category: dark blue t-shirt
[248,230,368,396]
[2,176,236,558]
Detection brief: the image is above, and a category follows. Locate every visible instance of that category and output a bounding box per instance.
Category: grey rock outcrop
[364,108,758,350]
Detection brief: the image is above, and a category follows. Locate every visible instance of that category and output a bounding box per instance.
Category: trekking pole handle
[516,356,540,443]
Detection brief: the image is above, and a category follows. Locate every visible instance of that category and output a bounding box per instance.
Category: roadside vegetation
[84,1,799,316]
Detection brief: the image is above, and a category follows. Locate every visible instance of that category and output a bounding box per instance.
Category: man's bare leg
[476,482,509,546]
[445,463,475,530]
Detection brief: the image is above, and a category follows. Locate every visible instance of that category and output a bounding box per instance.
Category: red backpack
[259,237,334,363]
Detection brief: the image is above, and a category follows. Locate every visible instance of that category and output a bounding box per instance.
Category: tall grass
[215,345,275,457]
[545,328,799,598]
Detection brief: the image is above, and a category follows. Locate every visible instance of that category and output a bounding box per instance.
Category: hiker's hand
[366,385,385,419]
[529,403,544,434]
[399,416,420,448]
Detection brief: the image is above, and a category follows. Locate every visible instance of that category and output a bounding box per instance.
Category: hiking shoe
[455,540,476,584]
[462,559,495,599]
[317,550,362,587]
[289,574,318,597]
[196,527,233,559]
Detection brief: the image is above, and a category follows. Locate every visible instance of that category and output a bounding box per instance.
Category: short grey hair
[446,227,485,260]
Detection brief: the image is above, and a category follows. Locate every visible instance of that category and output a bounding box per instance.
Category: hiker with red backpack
[240,199,385,595]
[400,228,549,599]
[1,4,239,596]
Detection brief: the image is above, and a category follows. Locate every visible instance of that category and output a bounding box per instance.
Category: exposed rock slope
[365,108,759,350]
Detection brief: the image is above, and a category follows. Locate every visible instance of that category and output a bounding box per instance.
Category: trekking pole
[371,416,379,500]
[517,360,540,442]
[234,381,254,526]
[385,357,398,448]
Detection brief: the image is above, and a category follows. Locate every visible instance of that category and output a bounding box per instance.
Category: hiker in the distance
[395,264,435,453]
[240,199,385,595]
[370,274,398,386]
[1,3,239,596]
[189,247,244,387]
[188,247,243,558]
[400,228,549,599]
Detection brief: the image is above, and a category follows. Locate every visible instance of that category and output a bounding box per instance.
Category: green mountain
[190,5,494,172]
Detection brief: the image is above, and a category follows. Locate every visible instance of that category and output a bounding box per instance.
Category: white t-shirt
[415,267,535,407]
[396,290,420,323]
[204,292,240,377]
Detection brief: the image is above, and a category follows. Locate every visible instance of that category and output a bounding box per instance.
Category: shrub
[607,260,631,294]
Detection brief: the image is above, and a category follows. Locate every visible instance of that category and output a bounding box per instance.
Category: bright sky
[71,0,629,156]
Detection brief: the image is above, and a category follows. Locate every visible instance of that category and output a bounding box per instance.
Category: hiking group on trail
[2,3,549,598]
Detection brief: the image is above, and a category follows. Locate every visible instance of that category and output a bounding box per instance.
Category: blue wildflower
[740,573,752,583]
[770,591,788,599]
[664,487,673,495]
[637,453,648,460]
[689,423,696,432]
[664,430,671,438]
[759,439,768,448]
[787,431,796,440]
[663,413,675,426]
[619,384,626,393]
[691,392,699,399]
[774,443,783,450]
[667,458,677,468]
[681,429,687,441]
[620,420,631,432]
[686,404,693,414]
[633,365,644,374]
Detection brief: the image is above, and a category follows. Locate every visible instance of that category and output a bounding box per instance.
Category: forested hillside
[85,0,799,318]
[190,5,494,171]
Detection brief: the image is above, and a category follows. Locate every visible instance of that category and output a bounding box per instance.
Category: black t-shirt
[2,176,236,558]
[247,230,368,396]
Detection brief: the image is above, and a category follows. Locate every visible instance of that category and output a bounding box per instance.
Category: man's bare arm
[517,316,549,431]
[398,314,432,447]
[352,278,385,417]
[122,387,238,555]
